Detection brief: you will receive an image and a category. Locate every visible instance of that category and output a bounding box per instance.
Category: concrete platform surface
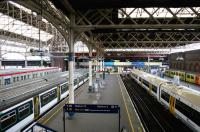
[44,75,143,132]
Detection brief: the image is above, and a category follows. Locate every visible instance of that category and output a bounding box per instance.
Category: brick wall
[169,50,200,73]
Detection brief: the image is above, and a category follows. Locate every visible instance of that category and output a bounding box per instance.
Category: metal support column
[100,59,103,72]
[89,45,93,91]
[102,59,104,71]
[69,14,75,104]
[148,55,150,73]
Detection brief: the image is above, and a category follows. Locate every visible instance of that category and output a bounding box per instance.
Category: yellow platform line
[117,76,135,132]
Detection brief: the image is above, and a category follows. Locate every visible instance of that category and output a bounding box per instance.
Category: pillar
[102,59,104,71]
[148,55,150,73]
[100,59,102,71]
[69,14,75,104]
[89,45,93,90]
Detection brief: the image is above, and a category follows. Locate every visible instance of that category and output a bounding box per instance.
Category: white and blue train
[130,69,200,132]
[0,70,90,132]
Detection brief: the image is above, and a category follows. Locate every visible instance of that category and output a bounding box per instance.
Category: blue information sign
[63,104,121,132]
[64,104,119,113]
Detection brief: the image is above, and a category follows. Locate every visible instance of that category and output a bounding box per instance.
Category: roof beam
[74,24,200,30]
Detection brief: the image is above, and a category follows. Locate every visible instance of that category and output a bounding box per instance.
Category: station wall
[169,50,200,73]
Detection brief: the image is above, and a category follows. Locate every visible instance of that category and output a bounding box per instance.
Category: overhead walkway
[40,74,143,132]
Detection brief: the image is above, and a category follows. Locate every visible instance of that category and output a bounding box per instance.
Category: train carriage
[0,98,34,132]
[0,67,61,87]
[131,69,200,131]
[0,68,90,132]
[165,69,200,86]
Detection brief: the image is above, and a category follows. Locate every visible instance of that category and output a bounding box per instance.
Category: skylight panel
[9,1,32,14]
[119,7,199,18]
[0,13,53,41]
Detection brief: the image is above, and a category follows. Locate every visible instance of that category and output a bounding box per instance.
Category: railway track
[121,75,192,132]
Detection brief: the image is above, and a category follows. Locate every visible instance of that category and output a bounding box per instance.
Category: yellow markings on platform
[42,87,84,125]
[117,76,135,132]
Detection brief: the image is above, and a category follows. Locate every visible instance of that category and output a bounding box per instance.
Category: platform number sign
[63,104,120,132]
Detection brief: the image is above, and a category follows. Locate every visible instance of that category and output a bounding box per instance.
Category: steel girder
[74,8,200,49]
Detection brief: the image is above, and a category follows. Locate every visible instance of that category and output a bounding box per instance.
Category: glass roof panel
[119,7,199,18]
[0,12,53,41]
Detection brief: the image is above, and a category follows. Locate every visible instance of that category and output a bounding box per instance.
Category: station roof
[67,0,200,9]
[51,0,200,54]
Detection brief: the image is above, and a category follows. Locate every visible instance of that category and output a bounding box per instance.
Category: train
[0,69,90,132]
[130,69,200,132]
[0,67,61,86]
[165,69,200,85]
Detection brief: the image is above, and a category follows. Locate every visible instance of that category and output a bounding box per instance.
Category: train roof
[161,83,200,106]
[0,67,59,77]
[132,69,200,107]
[132,69,168,86]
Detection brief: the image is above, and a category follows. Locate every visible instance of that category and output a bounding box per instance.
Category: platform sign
[63,104,120,132]
[64,104,119,113]
[132,62,145,67]
[104,62,114,66]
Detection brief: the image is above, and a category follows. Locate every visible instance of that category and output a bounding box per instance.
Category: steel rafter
[74,8,200,49]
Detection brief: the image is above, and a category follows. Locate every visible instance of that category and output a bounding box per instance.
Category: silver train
[0,67,61,86]
[131,69,200,132]
[0,69,90,132]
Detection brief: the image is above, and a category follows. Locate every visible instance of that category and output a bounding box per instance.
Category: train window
[28,75,30,79]
[13,77,16,82]
[61,84,68,94]
[24,75,26,80]
[4,78,11,85]
[74,79,77,85]
[143,80,149,87]
[187,75,190,78]
[152,85,157,93]
[21,76,23,80]
[18,103,32,120]
[0,111,17,131]
[40,89,57,107]
[40,73,42,77]
[161,90,170,102]
[175,100,200,126]
[17,77,19,81]
[191,76,194,79]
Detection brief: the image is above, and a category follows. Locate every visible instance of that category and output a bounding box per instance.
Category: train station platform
[164,76,200,92]
[41,74,143,132]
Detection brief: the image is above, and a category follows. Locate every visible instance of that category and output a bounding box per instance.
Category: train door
[34,96,40,119]
[169,96,176,114]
